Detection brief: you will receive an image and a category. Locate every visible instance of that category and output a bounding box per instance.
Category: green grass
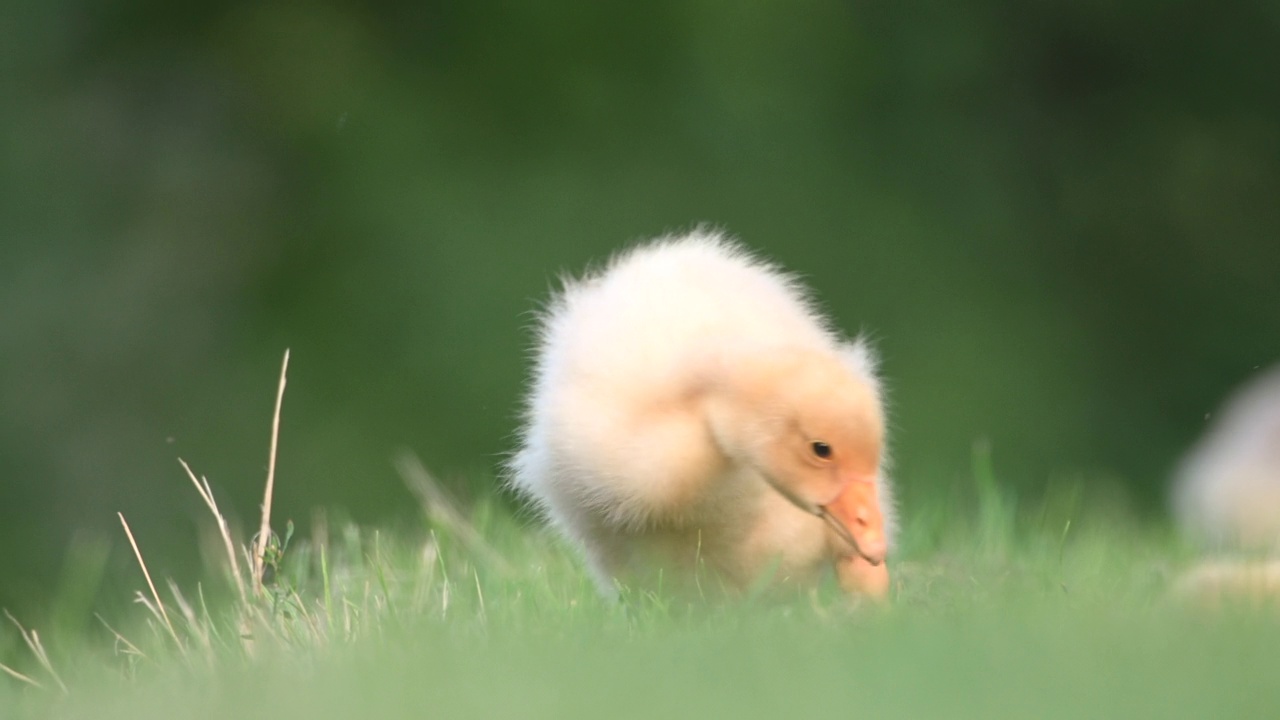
[0,363,1274,720]
[4,460,1280,720]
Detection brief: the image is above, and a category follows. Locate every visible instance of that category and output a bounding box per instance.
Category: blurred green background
[2,0,1277,619]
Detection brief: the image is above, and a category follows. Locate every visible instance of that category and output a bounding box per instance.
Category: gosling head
[704,346,886,564]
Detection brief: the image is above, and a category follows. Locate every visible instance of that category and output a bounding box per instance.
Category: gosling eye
[811,441,832,460]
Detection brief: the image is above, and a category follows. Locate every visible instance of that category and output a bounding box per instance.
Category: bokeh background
[3,0,1278,620]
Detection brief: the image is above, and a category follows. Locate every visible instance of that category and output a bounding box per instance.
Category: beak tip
[860,541,888,566]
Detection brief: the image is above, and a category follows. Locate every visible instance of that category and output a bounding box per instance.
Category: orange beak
[818,478,887,566]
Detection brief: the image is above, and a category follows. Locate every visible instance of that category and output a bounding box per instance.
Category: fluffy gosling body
[1173,364,1280,551]
[509,230,895,599]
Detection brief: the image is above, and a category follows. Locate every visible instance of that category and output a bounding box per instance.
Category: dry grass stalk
[253,348,291,595]
[117,513,182,649]
[179,458,247,605]
[166,580,212,651]
[95,614,146,661]
[395,451,514,575]
[3,610,67,694]
[0,661,42,689]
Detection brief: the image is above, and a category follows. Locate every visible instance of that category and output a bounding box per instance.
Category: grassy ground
[0,354,1272,720]
[4,450,1280,720]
